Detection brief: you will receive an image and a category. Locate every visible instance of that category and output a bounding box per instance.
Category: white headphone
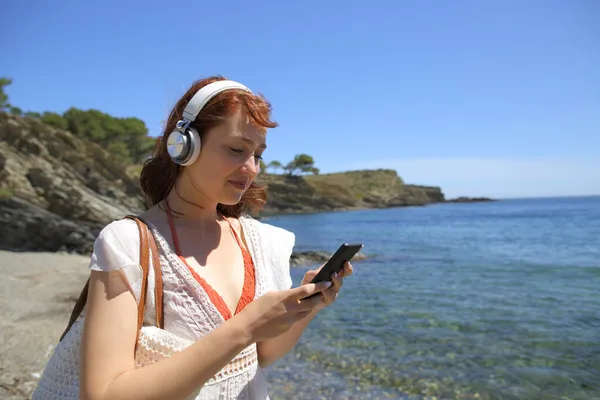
[166,80,253,166]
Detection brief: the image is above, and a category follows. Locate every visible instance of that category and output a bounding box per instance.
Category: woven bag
[32,215,195,399]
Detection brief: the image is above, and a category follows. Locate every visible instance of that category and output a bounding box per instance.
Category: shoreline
[259,196,496,218]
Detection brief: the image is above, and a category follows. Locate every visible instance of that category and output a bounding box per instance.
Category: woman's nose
[241,155,259,175]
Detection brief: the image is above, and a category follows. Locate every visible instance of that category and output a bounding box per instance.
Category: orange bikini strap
[163,200,245,255]
[164,200,183,255]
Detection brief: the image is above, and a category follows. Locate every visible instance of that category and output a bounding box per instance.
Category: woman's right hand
[237,281,332,343]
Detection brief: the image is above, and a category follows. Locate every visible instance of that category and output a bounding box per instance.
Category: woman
[33,76,353,400]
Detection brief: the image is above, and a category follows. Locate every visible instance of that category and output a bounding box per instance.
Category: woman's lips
[228,180,248,190]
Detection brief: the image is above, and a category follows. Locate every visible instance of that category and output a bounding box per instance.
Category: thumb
[303,264,325,282]
[303,269,319,280]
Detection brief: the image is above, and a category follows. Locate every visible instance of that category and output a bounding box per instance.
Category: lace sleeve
[89,219,144,303]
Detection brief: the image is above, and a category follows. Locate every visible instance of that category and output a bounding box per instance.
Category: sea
[261,196,600,400]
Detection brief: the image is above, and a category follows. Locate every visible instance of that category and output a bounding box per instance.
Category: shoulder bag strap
[133,215,164,328]
[59,215,164,342]
[126,215,151,345]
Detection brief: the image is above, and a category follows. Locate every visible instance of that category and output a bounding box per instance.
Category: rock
[0,152,8,184]
[290,251,331,266]
[0,112,144,254]
[388,184,445,207]
[262,171,447,215]
[290,250,367,267]
[0,197,101,254]
[446,196,495,203]
[25,167,53,191]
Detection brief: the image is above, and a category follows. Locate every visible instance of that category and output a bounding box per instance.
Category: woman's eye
[229,147,263,162]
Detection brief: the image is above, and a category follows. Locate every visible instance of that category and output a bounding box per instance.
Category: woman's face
[184,110,266,206]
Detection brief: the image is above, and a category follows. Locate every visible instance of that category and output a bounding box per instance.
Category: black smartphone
[302,242,363,300]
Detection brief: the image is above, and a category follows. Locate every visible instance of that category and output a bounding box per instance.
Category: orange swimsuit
[164,201,256,321]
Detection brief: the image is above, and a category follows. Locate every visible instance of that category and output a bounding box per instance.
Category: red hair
[139,76,278,217]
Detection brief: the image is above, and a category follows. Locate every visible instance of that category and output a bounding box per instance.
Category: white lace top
[35,214,295,400]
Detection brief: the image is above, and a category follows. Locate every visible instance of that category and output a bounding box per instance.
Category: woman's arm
[80,268,329,400]
[256,307,318,368]
[80,269,251,400]
[256,262,353,367]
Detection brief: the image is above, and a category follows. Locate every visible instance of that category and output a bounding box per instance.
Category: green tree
[120,117,154,163]
[267,160,283,174]
[107,141,131,163]
[285,154,316,176]
[0,77,13,110]
[63,107,106,142]
[9,106,22,116]
[41,112,68,130]
[0,77,155,165]
[24,111,42,118]
[61,108,153,163]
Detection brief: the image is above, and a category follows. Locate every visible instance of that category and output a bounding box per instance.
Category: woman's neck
[163,176,221,224]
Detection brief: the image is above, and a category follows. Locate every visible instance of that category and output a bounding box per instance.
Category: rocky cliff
[261,170,445,214]
[0,112,145,254]
[0,113,449,255]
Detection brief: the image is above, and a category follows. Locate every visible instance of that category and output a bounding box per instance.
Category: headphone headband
[182,80,253,123]
[166,79,253,166]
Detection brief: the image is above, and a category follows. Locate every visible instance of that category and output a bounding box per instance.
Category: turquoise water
[262,196,600,400]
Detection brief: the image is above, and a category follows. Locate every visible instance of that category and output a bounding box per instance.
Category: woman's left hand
[301,261,354,310]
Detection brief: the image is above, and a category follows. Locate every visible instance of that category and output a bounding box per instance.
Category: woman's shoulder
[97,217,142,247]
[90,217,143,272]
[239,214,295,251]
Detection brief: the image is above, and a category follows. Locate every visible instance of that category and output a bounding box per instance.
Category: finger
[321,289,338,305]
[305,264,325,279]
[305,268,319,277]
[290,281,331,300]
[329,272,343,291]
[338,261,353,278]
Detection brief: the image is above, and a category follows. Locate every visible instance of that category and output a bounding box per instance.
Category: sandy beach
[0,250,91,399]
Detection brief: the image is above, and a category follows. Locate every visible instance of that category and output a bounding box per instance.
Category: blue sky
[2,0,599,199]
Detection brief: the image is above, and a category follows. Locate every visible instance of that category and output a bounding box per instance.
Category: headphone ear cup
[179,126,201,166]
[166,128,190,165]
